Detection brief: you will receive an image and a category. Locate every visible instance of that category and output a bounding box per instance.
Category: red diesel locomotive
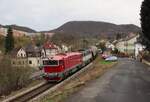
[42,48,97,82]
[42,52,83,81]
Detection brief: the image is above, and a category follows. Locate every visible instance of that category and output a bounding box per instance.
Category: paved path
[65,58,150,102]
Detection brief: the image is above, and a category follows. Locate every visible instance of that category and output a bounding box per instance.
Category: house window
[29,60,32,64]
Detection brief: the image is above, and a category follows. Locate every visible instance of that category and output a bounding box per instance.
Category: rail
[3,58,95,102]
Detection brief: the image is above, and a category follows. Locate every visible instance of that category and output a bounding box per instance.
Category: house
[105,41,115,51]
[17,48,26,58]
[11,45,42,69]
[135,43,145,58]
[61,44,69,52]
[11,46,27,58]
[11,47,28,67]
[11,42,62,69]
[115,34,139,55]
[11,58,28,67]
[41,42,61,57]
[25,44,41,68]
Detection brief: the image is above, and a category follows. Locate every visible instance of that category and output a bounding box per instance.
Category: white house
[11,42,62,69]
[17,48,26,58]
[115,34,139,55]
[11,47,27,67]
[42,42,61,57]
[27,57,41,68]
[61,44,69,52]
[135,43,145,57]
[25,44,42,68]
[11,45,41,69]
[105,41,115,51]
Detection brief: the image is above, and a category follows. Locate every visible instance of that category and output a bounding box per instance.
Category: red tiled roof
[43,42,57,49]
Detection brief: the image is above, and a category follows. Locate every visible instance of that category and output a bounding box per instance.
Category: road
[65,58,150,102]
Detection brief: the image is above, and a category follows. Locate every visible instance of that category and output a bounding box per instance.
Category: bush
[143,51,150,62]
[0,56,32,96]
[117,52,129,57]
[111,48,119,54]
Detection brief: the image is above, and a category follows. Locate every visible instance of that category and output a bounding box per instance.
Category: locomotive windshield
[43,60,58,66]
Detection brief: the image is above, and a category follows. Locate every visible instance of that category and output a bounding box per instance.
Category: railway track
[4,83,55,102]
[3,58,95,102]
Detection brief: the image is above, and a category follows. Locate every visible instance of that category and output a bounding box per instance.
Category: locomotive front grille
[44,73,59,77]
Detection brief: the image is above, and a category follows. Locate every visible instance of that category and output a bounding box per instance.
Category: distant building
[105,41,115,51]
[11,58,28,68]
[25,44,41,68]
[0,27,7,36]
[12,29,26,37]
[11,47,28,67]
[44,32,55,37]
[17,48,26,58]
[0,27,34,37]
[135,43,145,57]
[42,42,61,57]
[115,34,140,55]
[61,45,69,52]
[11,45,42,69]
[11,42,62,69]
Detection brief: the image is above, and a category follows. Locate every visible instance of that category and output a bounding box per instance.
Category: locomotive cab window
[43,60,58,66]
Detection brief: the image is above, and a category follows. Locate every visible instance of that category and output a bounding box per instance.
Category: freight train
[42,47,98,82]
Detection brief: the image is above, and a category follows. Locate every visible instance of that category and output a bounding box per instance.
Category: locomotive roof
[45,52,81,60]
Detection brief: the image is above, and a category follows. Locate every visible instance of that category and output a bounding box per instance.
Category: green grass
[100,60,113,64]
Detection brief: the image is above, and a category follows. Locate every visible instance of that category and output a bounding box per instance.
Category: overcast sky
[0,0,143,31]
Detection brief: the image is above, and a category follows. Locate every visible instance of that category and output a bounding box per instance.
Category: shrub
[117,52,129,57]
[143,51,150,62]
[0,56,32,96]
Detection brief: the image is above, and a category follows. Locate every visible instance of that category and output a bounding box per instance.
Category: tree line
[140,0,150,51]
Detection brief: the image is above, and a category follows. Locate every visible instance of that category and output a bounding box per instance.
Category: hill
[0,24,37,37]
[4,25,37,33]
[50,21,141,38]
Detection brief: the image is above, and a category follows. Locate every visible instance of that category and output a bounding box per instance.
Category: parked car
[105,56,118,61]
[101,54,109,59]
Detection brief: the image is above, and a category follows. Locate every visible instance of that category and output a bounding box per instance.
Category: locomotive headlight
[44,73,48,76]
[53,73,58,76]
[42,72,48,77]
[43,72,59,77]
[48,73,58,76]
